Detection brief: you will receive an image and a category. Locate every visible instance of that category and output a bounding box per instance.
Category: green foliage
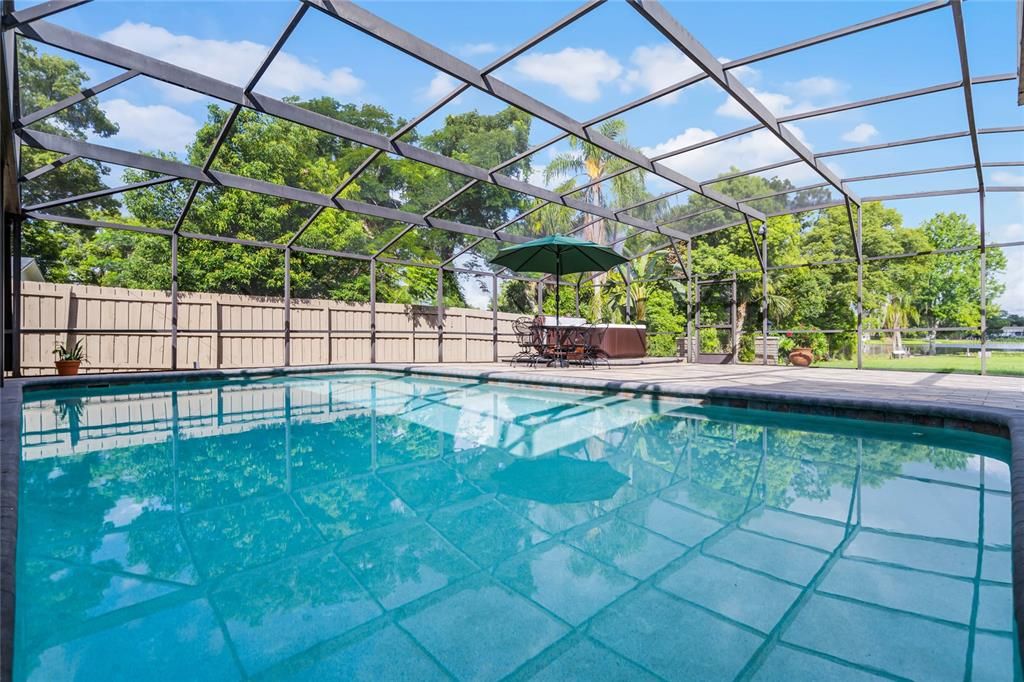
[53,339,86,361]
[17,45,1006,355]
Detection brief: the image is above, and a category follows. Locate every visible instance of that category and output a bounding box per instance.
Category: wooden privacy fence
[19,281,522,375]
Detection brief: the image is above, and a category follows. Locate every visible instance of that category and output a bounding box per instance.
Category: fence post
[323,302,332,365]
[59,286,73,349]
[210,299,220,369]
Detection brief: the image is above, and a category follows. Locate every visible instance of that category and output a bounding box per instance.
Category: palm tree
[882,292,919,353]
[543,119,648,319]
[543,119,646,247]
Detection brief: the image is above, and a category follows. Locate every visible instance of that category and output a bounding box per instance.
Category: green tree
[18,40,122,281]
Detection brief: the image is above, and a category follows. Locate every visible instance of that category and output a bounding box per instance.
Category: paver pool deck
[389,362,1024,413]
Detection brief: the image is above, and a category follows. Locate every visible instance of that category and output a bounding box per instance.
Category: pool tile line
[768,641,912,682]
[322,543,462,682]
[812,585,982,634]
[733,524,861,682]
[687,547,808,591]
[17,549,199,591]
[500,631,669,682]
[838,553,1011,588]
[4,368,1019,675]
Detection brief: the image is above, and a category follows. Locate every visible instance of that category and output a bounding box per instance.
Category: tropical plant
[53,339,87,362]
[542,119,651,319]
[881,292,919,353]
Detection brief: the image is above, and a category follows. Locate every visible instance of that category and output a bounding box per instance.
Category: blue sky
[22,0,1024,311]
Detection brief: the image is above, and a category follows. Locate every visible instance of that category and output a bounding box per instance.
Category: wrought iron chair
[580,324,611,369]
[510,316,542,367]
[562,324,610,369]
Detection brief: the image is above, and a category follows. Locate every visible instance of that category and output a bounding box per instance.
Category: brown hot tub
[534,317,647,359]
[588,324,647,359]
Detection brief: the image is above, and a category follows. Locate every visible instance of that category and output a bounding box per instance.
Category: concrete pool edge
[1,363,1022,677]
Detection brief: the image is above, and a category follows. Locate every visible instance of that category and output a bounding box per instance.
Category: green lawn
[816,352,1024,377]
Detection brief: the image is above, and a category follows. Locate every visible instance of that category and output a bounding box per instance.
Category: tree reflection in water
[14,374,1012,681]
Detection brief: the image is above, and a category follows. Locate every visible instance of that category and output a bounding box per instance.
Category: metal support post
[492,273,499,362]
[369,258,377,363]
[979,191,987,375]
[170,232,178,370]
[437,267,444,363]
[730,275,738,364]
[10,214,19,376]
[761,222,769,366]
[856,205,864,370]
[284,247,291,367]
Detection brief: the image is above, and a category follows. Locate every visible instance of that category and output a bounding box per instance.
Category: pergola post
[369,258,377,364]
[283,247,291,367]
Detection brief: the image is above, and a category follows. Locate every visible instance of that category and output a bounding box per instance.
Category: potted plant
[783,332,816,367]
[788,346,814,367]
[53,340,86,376]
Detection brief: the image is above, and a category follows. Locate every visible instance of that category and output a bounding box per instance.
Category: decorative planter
[788,347,814,367]
[55,360,82,376]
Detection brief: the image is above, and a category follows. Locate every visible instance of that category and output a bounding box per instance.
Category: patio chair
[565,324,610,369]
[511,316,542,367]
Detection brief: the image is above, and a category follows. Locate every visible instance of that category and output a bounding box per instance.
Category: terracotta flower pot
[788,347,814,367]
[55,360,81,376]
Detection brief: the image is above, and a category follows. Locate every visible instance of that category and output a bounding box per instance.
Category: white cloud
[997,222,1024,241]
[716,88,804,119]
[622,45,701,102]
[513,47,622,102]
[100,22,364,101]
[458,42,498,57]
[715,75,846,120]
[785,76,846,99]
[841,123,878,143]
[991,171,1024,186]
[100,99,197,151]
[641,125,820,185]
[421,72,462,102]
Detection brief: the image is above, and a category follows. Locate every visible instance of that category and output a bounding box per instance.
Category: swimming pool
[12,371,1021,680]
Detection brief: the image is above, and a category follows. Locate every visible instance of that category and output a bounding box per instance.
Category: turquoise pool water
[14,372,1021,681]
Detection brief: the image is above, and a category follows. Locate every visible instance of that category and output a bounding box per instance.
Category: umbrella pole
[555,252,565,368]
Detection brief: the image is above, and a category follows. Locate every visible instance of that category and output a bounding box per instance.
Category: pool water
[14,372,1021,681]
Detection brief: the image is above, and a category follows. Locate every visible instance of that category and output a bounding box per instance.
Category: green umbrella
[490,234,628,334]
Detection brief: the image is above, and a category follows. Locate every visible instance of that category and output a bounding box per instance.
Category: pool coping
[1,363,1022,678]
